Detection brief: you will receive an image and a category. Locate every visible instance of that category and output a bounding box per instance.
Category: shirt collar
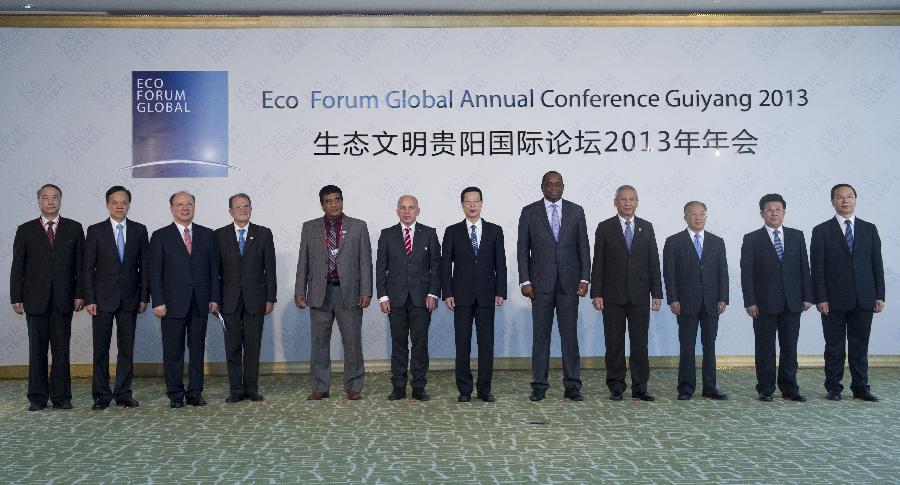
[41,215,60,226]
[686,228,704,239]
[234,222,249,234]
[402,222,416,233]
[110,218,126,230]
[466,218,482,230]
[175,222,193,233]
[835,214,855,226]
[543,198,563,209]
[764,224,783,237]
[618,215,634,226]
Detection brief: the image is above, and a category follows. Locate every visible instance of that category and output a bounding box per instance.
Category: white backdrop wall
[1,25,898,365]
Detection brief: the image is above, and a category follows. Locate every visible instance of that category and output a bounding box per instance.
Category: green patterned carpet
[2,368,899,484]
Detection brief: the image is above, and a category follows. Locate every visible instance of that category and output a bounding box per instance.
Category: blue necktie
[470,224,478,256]
[624,220,633,253]
[238,228,246,256]
[116,223,125,263]
[693,233,702,259]
[773,229,784,261]
[844,220,854,252]
[550,203,560,241]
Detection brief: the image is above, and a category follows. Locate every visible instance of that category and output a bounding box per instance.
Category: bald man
[376,195,441,401]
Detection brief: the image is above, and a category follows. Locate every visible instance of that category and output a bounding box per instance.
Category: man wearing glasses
[740,194,813,402]
[215,193,277,404]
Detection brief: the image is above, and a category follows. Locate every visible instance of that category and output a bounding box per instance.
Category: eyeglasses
[231,204,251,210]
[174,202,195,208]
[762,208,784,215]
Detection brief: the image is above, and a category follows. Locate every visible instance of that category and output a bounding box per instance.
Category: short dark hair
[683,201,707,215]
[541,171,562,184]
[830,183,857,200]
[105,186,132,203]
[319,185,342,204]
[169,191,195,207]
[37,183,62,199]
[758,193,786,211]
[460,186,482,202]
[229,193,251,208]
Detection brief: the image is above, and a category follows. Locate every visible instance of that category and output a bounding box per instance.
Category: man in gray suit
[377,195,442,401]
[295,185,373,401]
[517,171,591,402]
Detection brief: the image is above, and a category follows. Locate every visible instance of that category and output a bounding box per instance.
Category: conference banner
[1,21,898,367]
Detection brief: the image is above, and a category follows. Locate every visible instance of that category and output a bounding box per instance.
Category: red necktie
[404,227,412,256]
[46,221,56,246]
[183,227,193,255]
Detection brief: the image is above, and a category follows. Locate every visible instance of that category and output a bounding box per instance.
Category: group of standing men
[9,172,885,411]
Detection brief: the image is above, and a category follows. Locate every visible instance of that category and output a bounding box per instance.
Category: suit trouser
[92,307,137,402]
[753,309,800,395]
[160,293,208,401]
[822,308,873,395]
[676,309,719,395]
[26,297,73,405]
[603,301,651,394]
[531,287,581,393]
[454,303,495,396]
[223,295,265,396]
[309,285,365,393]
[389,297,431,390]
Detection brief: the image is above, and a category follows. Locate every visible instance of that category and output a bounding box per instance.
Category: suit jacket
[441,219,508,307]
[516,199,590,294]
[10,217,84,314]
[149,222,221,319]
[810,217,885,312]
[295,215,372,308]
[216,222,277,315]
[663,230,729,315]
[83,218,150,312]
[590,216,662,303]
[740,226,813,314]
[376,223,441,307]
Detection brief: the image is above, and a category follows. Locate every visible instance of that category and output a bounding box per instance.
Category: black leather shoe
[477,393,496,403]
[853,392,879,402]
[826,392,842,401]
[225,394,245,404]
[116,396,140,408]
[92,399,110,410]
[564,390,584,401]
[28,402,47,412]
[411,388,430,401]
[52,400,73,410]
[758,393,774,402]
[632,392,656,402]
[782,393,807,402]
[388,387,406,401]
[702,392,729,401]
[187,395,208,407]
[170,399,184,408]
[529,390,545,401]
[610,391,624,401]
[677,393,692,401]
[458,394,471,403]
[248,392,264,402]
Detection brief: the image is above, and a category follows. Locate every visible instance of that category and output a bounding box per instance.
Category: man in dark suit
[811,184,885,402]
[150,191,221,408]
[663,201,729,401]
[83,186,149,410]
[295,185,372,401]
[215,193,277,404]
[10,183,84,411]
[517,171,590,402]
[740,193,813,402]
[377,195,441,401]
[442,187,507,403]
[591,185,662,401]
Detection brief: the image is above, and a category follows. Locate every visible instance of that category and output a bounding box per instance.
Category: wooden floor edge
[1,355,899,379]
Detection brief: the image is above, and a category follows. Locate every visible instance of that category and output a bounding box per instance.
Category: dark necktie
[327,223,337,273]
[404,227,412,256]
[238,228,246,256]
[46,221,56,246]
[470,224,478,256]
[693,233,702,259]
[844,220,854,252]
[624,220,633,254]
